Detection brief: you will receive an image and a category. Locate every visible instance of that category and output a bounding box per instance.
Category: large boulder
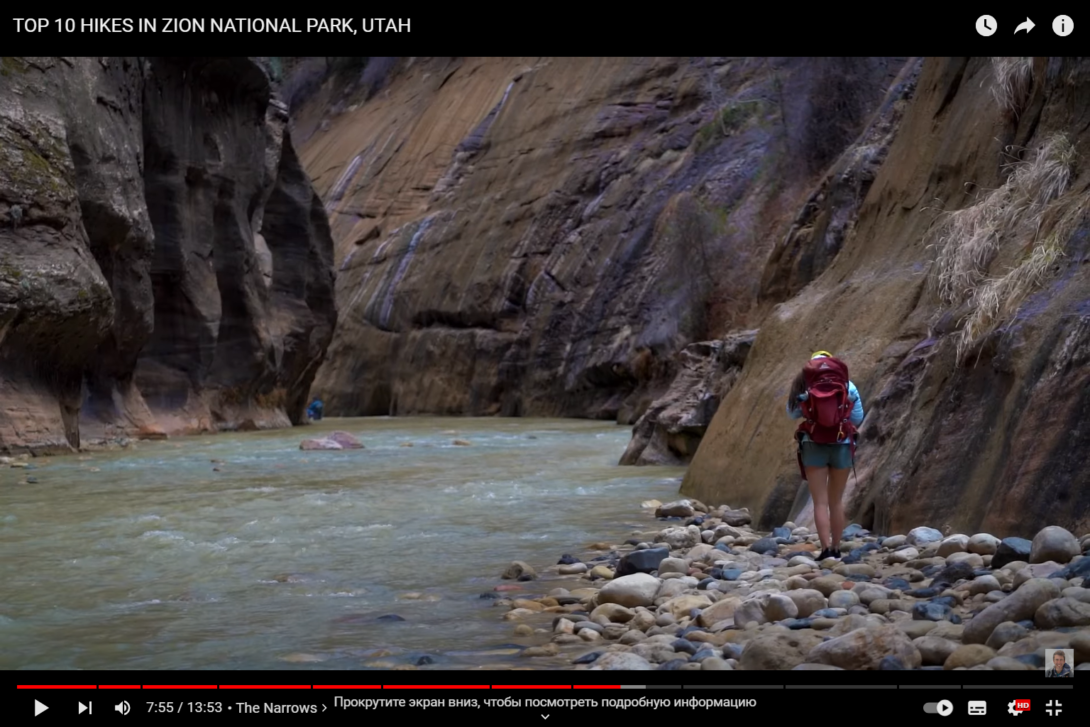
[963,578,1062,644]
[1030,526,1081,564]
[992,538,1032,569]
[597,574,662,608]
[805,625,922,670]
[614,547,670,577]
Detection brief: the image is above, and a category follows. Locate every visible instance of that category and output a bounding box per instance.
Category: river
[0,417,686,670]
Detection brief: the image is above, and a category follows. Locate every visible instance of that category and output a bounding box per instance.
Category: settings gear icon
[1009,701,1021,716]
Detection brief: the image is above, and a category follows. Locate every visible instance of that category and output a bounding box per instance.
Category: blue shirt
[787,381,864,444]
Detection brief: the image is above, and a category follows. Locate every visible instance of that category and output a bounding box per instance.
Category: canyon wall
[0,57,335,454]
[681,57,1090,539]
[300,57,906,421]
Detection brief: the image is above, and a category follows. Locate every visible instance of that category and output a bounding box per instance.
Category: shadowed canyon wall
[681,57,1090,539]
[299,57,906,421]
[0,57,336,454]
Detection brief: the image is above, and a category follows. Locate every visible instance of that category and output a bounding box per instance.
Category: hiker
[786,351,864,561]
[306,398,324,421]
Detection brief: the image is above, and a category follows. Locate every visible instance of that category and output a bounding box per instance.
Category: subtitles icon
[1008,699,1029,715]
[968,701,986,715]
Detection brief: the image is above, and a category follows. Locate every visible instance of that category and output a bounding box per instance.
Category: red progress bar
[219,686,311,689]
[312,686,381,689]
[574,685,621,688]
[99,686,141,689]
[491,685,572,689]
[17,685,97,689]
[142,685,218,689]
[382,685,489,689]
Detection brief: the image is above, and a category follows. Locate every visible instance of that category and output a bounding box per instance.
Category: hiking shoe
[817,548,833,561]
[831,549,842,560]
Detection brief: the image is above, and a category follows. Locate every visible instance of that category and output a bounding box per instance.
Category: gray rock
[963,578,1062,644]
[1030,526,1081,565]
[907,527,944,547]
[590,652,654,670]
[783,589,828,617]
[984,621,1029,651]
[734,592,798,627]
[598,573,662,608]
[805,625,923,669]
[1034,597,1090,629]
[739,632,823,670]
[655,500,695,519]
[914,635,959,665]
[615,547,669,577]
[748,537,780,555]
[502,561,536,580]
[829,590,860,610]
[657,557,690,576]
[937,535,970,558]
[992,538,1032,570]
[721,510,751,527]
[969,533,1000,556]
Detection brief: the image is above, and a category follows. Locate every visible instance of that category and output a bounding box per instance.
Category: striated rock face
[620,330,756,465]
[682,57,1090,538]
[299,57,906,420]
[0,57,335,454]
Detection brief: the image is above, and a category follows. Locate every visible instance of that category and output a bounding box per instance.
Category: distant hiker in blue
[307,399,324,421]
[786,351,865,562]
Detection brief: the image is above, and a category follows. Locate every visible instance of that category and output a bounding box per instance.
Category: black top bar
[0,10,1080,55]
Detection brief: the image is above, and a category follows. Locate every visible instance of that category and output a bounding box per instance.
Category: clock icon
[977,15,997,36]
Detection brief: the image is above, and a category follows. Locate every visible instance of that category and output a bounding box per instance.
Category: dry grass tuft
[926,132,1079,363]
[990,57,1034,117]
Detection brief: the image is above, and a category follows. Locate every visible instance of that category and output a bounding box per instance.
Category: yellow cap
[811,351,832,359]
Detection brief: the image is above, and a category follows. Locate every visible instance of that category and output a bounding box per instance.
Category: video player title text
[14,18,410,33]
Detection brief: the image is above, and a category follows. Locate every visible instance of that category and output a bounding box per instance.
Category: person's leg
[803,464,832,551]
[827,446,852,553]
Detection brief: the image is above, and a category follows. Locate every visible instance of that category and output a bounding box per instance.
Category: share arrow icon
[1015,18,1035,33]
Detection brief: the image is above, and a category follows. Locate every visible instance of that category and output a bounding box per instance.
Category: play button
[937,700,953,716]
[35,700,48,716]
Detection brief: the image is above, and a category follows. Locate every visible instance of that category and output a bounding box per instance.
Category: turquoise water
[0,417,685,670]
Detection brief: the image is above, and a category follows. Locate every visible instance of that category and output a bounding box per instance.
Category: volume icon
[115,701,130,715]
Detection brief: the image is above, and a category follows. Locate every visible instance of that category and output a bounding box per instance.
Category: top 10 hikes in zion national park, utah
[12,18,412,33]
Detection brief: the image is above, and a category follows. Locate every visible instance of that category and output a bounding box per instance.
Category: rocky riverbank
[492,498,1090,670]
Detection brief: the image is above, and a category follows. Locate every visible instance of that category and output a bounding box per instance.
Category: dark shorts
[799,441,853,469]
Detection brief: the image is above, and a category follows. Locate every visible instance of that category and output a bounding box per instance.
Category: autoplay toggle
[923,700,954,716]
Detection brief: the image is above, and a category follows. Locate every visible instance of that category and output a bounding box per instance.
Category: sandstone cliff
[0,57,336,454]
[298,57,905,421]
[681,57,1090,539]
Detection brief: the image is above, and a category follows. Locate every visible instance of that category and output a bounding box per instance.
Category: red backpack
[795,357,857,473]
